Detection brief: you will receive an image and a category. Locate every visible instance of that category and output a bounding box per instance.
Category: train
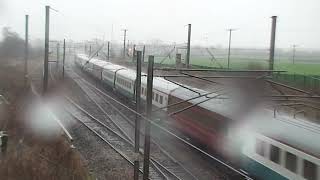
[74,54,320,180]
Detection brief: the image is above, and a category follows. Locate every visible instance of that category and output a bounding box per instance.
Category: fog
[0,27,43,60]
[0,27,25,59]
[1,0,320,49]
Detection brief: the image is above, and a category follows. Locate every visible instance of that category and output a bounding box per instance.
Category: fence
[273,73,320,94]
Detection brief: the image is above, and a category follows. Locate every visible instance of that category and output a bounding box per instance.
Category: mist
[0,27,25,59]
[0,27,43,60]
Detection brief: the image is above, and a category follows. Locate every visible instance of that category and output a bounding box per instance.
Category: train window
[159,96,163,104]
[303,160,317,180]
[255,139,266,157]
[285,152,297,173]
[156,94,159,102]
[270,145,280,164]
[141,87,144,95]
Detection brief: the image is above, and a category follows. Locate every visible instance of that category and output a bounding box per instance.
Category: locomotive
[75,54,320,180]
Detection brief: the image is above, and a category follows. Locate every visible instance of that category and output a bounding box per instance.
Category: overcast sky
[0,0,319,48]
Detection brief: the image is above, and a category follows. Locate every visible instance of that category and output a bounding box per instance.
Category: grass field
[154,56,320,75]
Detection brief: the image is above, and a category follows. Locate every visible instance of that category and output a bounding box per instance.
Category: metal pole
[269,16,277,70]
[176,53,182,68]
[24,15,29,88]
[57,42,60,67]
[132,44,136,62]
[134,51,142,180]
[89,45,92,56]
[43,6,50,94]
[186,24,191,68]
[107,41,110,60]
[142,45,145,63]
[227,29,235,69]
[292,45,297,64]
[123,29,127,58]
[63,39,66,79]
[143,55,154,180]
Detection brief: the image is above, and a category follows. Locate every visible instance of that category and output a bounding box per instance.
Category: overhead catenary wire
[163,77,201,96]
[76,75,252,179]
[154,67,287,73]
[152,89,225,112]
[169,92,228,116]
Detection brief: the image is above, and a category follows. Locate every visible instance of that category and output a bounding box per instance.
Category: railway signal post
[143,55,154,180]
[43,5,50,94]
[134,51,142,180]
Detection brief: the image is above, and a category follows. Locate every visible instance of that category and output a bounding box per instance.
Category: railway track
[64,67,251,180]
[64,69,199,180]
[45,57,244,180]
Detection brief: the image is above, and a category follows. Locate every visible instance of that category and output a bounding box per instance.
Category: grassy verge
[154,56,320,75]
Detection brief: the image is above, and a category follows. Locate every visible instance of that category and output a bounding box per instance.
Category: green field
[154,56,320,75]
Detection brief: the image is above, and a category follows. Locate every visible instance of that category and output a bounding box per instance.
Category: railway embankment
[0,55,91,180]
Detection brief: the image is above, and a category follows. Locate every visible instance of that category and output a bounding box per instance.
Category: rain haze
[1,0,320,180]
[1,0,320,49]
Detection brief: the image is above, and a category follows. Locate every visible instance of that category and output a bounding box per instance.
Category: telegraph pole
[122,29,128,58]
[227,28,236,69]
[134,51,142,180]
[43,6,50,94]
[292,45,298,64]
[143,55,154,180]
[62,39,66,79]
[269,16,277,70]
[186,24,191,68]
[24,15,29,88]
